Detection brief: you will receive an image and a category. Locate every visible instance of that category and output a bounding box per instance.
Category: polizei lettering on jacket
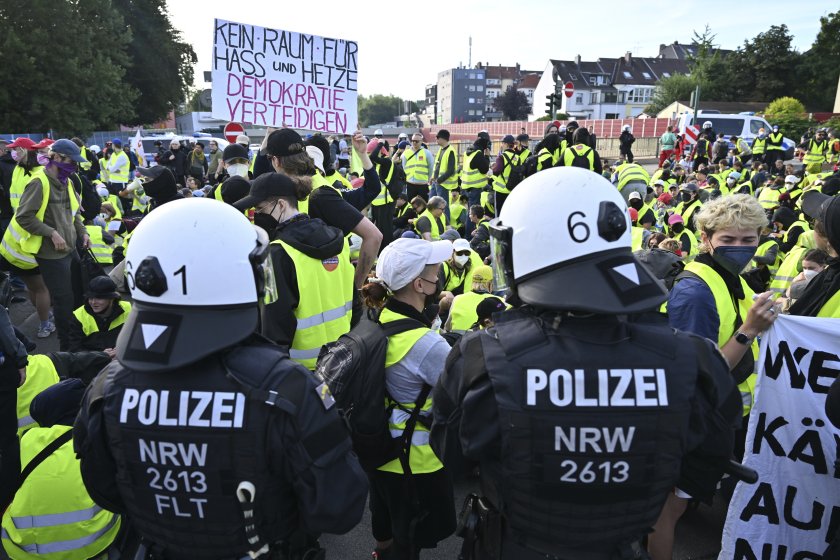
[526,368,669,408]
[120,389,246,428]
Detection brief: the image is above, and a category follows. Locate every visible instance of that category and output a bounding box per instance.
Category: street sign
[684,124,699,145]
[224,122,245,143]
[563,81,575,98]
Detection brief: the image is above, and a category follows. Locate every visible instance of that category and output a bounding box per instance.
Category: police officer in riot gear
[74,198,368,560]
[432,167,742,560]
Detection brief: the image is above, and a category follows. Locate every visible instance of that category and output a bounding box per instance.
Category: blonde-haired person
[651,194,779,560]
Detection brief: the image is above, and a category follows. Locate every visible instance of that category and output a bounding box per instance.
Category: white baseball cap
[452,238,471,252]
[785,175,800,184]
[305,145,325,174]
[628,191,642,200]
[376,238,452,291]
[235,134,250,145]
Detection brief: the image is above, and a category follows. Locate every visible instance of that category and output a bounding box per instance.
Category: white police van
[677,111,796,160]
[139,133,229,166]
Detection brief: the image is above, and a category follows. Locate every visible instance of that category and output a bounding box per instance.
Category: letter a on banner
[211,18,358,134]
[719,315,840,559]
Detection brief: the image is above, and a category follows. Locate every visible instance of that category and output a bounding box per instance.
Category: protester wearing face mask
[0,140,89,349]
[439,238,483,297]
[667,214,697,261]
[359,238,457,560]
[209,143,252,208]
[785,249,828,302]
[235,172,352,371]
[675,183,702,232]
[790,191,840,317]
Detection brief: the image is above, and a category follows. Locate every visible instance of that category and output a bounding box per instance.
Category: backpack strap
[380,318,425,337]
[17,429,73,490]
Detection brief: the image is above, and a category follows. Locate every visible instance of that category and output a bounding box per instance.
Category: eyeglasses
[48,153,71,163]
[455,250,471,256]
[418,276,438,285]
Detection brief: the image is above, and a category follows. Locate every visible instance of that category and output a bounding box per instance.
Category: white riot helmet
[116,198,275,371]
[374,128,384,136]
[703,121,713,129]
[623,125,631,132]
[490,167,666,313]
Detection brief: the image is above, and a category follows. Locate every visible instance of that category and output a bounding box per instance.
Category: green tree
[493,87,531,120]
[797,11,840,111]
[646,73,697,115]
[729,25,802,102]
[113,0,197,124]
[765,96,807,117]
[686,26,735,101]
[0,0,136,133]
[358,94,417,126]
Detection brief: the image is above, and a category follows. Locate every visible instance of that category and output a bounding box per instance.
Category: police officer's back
[432,168,741,560]
[74,199,368,560]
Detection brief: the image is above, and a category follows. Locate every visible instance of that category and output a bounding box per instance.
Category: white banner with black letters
[211,18,357,133]
[719,315,840,559]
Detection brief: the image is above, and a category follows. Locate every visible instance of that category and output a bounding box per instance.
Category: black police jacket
[432,308,740,558]
[74,337,368,559]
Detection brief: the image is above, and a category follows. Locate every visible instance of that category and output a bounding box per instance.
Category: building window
[469,110,476,116]
[623,71,632,79]
[662,72,671,78]
[605,113,619,119]
[469,73,476,79]
[477,73,484,79]
[477,109,483,115]
[575,94,583,104]
[477,98,484,105]
[626,88,652,103]
[604,91,617,103]
[590,92,599,104]
[477,85,483,91]
[642,72,651,79]
[589,77,597,85]
[469,85,476,92]
[468,98,475,104]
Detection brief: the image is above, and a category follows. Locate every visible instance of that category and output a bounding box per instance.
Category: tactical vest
[98,344,315,559]
[492,151,520,194]
[460,150,484,190]
[86,224,113,264]
[272,238,353,370]
[0,175,80,270]
[562,145,594,170]
[434,144,458,190]
[769,245,807,294]
[73,300,132,338]
[1,425,121,559]
[817,290,840,318]
[404,148,429,184]
[448,291,494,332]
[415,209,443,240]
[478,310,698,554]
[16,355,60,434]
[371,163,395,207]
[683,262,757,416]
[9,166,46,211]
[377,307,442,475]
[107,152,130,183]
[616,164,650,191]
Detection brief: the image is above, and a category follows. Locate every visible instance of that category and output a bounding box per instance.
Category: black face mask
[680,192,693,203]
[253,212,278,233]
[629,199,643,210]
[671,223,685,234]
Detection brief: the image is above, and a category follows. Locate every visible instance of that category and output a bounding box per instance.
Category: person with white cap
[432,167,740,560]
[359,237,457,560]
[439,238,483,296]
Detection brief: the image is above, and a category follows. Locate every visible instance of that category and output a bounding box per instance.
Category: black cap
[30,378,87,427]
[501,134,515,144]
[436,129,450,140]
[222,142,249,163]
[306,135,332,167]
[516,133,529,142]
[233,172,297,210]
[475,296,506,323]
[86,276,120,299]
[262,128,305,157]
[137,166,177,199]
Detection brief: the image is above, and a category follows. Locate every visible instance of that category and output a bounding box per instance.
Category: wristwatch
[734,331,754,345]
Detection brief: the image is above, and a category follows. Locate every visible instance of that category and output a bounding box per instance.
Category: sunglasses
[455,250,471,256]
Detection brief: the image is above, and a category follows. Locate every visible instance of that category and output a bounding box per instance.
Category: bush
[765,96,807,117]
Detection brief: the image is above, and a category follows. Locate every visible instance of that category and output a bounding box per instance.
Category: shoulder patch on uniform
[315,382,336,410]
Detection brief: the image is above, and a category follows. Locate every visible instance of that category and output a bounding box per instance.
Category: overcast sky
[169,0,831,100]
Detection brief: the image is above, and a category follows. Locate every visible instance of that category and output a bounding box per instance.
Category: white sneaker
[36,322,55,338]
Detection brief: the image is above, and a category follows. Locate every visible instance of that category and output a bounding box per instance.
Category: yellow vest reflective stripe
[630,226,645,251]
[72,300,131,337]
[434,145,458,189]
[1,176,80,270]
[371,163,395,207]
[449,291,494,333]
[804,139,828,164]
[15,355,60,434]
[272,238,353,370]
[492,151,519,194]
[757,187,781,209]
[9,167,45,212]
[460,150,484,189]
[85,225,113,264]
[106,152,129,183]
[684,261,757,416]
[1,425,121,559]
[752,138,766,155]
[817,290,840,318]
[616,163,651,191]
[404,148,429,184]
[767,132,784,150]
[562,144,595,170]
[753,239,781,275]
[678,230,699,261]
[769,245,807,294]
[378,307,441,474]
[415,209,443,240]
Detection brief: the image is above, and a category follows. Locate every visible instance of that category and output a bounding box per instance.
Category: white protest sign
[211,19,357,134]
[719,315,840,560]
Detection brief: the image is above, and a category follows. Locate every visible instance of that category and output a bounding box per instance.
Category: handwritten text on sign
[211,19,357,133]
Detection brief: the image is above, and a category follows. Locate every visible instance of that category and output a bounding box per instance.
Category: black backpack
[522,154,540,178]
[503,152,524,190]
[568,145,593,169]
[314,313,430,472]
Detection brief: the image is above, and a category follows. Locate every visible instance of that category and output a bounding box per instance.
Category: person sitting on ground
[67,276,131,356]
[444,265,496,333]
[470,296,506,331]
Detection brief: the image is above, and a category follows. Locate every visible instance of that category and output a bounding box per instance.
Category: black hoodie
[262,214,346,347]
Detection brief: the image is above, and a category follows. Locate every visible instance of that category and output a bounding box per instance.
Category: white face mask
[227,163,249,177]
[803,269,819,280]
[454,255,470,266]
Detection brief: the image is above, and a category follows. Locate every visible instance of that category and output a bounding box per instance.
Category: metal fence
[432,138,661,163]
